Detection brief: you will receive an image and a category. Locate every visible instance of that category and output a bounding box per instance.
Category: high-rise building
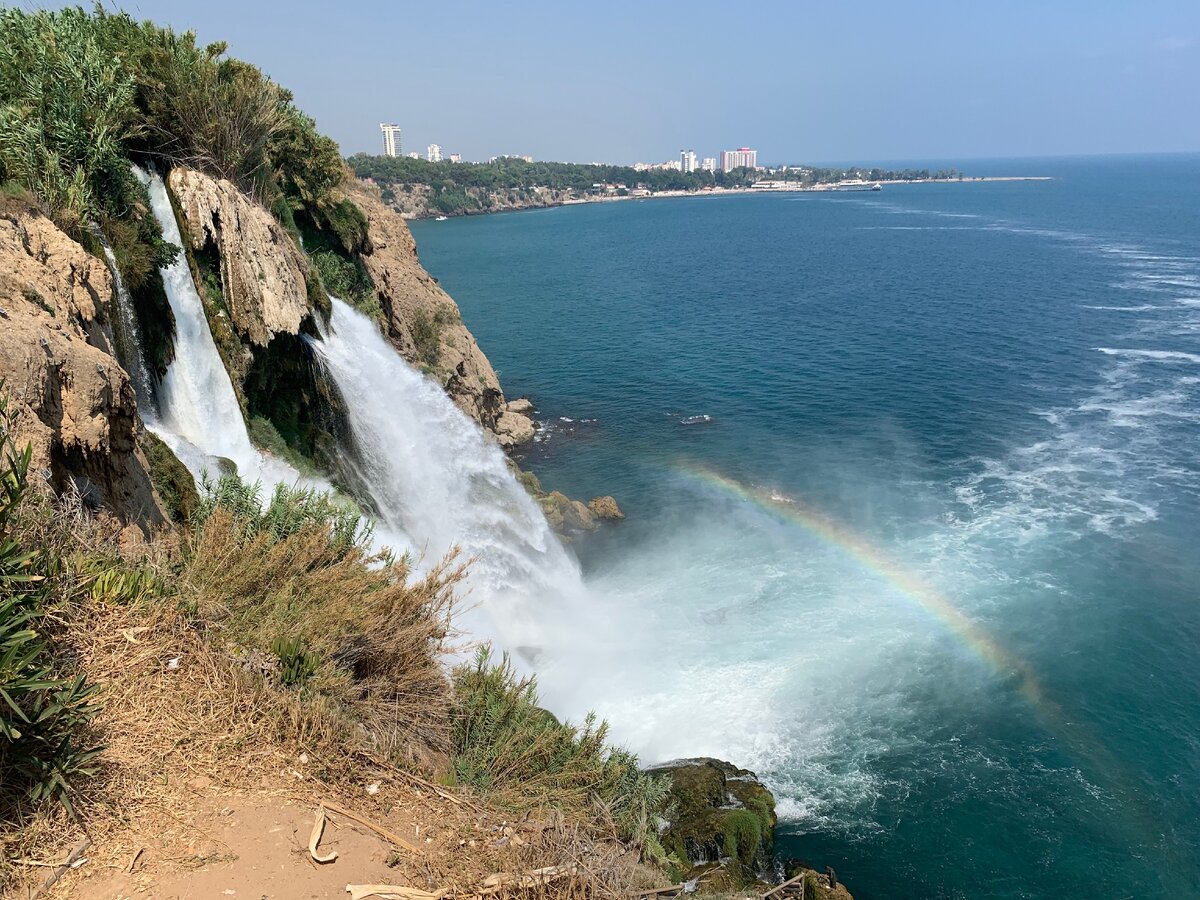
[427,144,442,162]
[680,149,698,173]
[701,157,717,173]
[379,123,402,157]
[720,147,758,171]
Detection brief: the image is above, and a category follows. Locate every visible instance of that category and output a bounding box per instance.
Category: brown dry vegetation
[0,484,664,900]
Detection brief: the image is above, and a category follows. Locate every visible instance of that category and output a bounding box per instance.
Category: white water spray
[311,298,595,651]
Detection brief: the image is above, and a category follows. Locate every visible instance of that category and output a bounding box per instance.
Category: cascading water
[310,298,599,653]
[94,229,156,414]
[134,164,318,493]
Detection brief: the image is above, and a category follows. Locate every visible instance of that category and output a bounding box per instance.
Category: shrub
[450,647,671,850]
[183,473,461,764]
[412,305,457,367]
[0,7,138,233]
[310,249,381,322]
[0,394,102,817]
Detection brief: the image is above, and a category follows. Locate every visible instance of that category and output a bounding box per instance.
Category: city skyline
[65,0,1200,164]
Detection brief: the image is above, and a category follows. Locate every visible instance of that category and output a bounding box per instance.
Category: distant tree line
[349,154,965,204]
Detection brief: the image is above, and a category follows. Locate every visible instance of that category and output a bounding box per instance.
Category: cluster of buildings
[634,147,759,174]
[381,124,759,175]
[379,124,536,165]
[379,125,462,163]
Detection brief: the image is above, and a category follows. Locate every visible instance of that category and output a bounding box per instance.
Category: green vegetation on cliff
[450,647,671,853]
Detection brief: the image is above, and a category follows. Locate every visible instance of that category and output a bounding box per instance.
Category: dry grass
[0,492,663,900]
[182,507,464,769]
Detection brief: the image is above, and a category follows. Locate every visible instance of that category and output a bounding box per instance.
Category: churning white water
[311,298,596,652]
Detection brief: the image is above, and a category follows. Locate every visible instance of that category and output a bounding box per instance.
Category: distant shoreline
[405,176,1053,221]
[561,176,1053,205]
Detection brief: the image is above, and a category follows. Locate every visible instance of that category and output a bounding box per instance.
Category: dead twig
[322,800,423,855]
[30,838,90,899]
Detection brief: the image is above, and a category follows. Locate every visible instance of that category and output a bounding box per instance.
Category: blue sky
[78,0,1200,164]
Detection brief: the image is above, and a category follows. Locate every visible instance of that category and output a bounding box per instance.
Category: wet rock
[646,758,777,889]
[168,168,311,346]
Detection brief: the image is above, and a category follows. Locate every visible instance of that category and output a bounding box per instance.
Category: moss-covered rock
[647,757,778,890]
[138,430,197,525]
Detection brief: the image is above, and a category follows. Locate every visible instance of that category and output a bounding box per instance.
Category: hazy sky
[73,0,1200,164]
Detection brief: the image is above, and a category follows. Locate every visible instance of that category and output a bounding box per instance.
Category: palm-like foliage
[0,393,103,817]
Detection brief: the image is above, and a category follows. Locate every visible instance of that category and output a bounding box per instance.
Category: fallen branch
[30,838,90,899]
[346,885,439,900]
[310,806,338,864]
[355,752,481,811]
[761,873,806,899]
[475,864,577,896]
[322,800,423,855]
[630,886,684,898]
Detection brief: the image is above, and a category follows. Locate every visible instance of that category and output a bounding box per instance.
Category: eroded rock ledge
[168,167,312,346]
[0,199,165,533]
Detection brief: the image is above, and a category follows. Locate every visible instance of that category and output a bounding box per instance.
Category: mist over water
[410,156,1200,899]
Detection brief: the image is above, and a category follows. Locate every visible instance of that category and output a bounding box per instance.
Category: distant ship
[832,180,882,192]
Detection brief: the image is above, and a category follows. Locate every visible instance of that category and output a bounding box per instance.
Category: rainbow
[675,463,1047,707]
[674,463,1179,863]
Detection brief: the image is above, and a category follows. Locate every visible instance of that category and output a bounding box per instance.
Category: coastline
[400,175,1053,220]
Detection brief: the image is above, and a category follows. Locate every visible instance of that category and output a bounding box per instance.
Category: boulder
[494,409,536,448]
[646,758,777,889]
[506,397,536,416]
[168,167,311,346]
[0,199,166,532]
[587,495,624,520]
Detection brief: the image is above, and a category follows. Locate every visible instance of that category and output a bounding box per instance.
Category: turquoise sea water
[410,155,1200,899]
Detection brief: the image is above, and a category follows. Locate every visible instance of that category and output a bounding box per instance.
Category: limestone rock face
[587,495,624,520]
[646,758,778,888]
[0,201,165,531]
[167,167,311,346]
[344,179,535,443]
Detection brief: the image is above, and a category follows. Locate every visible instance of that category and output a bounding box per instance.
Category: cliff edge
[0,196,165,534]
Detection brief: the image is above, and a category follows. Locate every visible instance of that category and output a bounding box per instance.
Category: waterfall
[135,165,604,716]
[94,229,156,415]
[133,164,315,494]
[310,298,599,656]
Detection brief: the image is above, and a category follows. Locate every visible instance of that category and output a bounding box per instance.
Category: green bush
[270,635,319,687]
[0,394,103,817]
[450,647,671,849]
[196,471,371,555]
[0,7,139,233]
[310,249,381,322]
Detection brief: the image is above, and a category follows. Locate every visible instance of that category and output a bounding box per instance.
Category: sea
[409,154,1200,900]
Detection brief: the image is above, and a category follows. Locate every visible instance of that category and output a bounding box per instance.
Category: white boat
[435,215,448,221]
[831,180,881,192]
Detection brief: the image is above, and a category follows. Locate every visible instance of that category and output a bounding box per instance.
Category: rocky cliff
[167,168,313,347]
[344,179,534,447]
[379,182,573,220]
[0,196,165,534]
